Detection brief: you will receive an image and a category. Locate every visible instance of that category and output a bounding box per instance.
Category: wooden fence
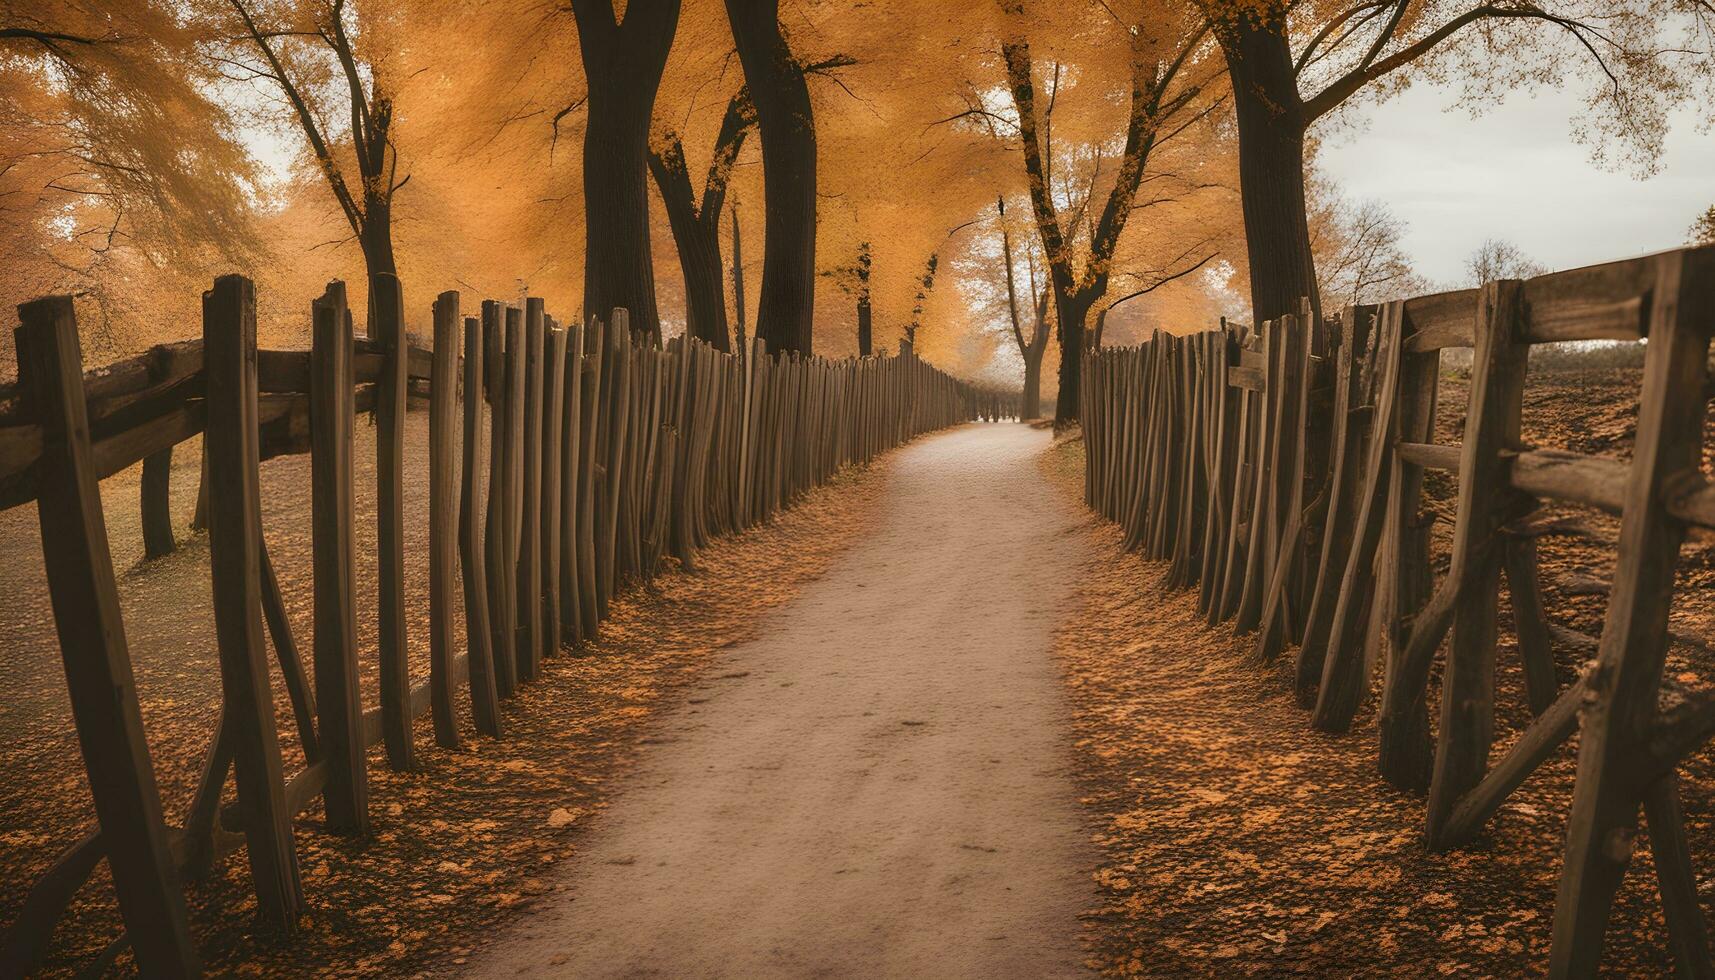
[1081,244,1715,979]
[0,273,1004,977]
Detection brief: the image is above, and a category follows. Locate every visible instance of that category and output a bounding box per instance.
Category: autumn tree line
[3,0,1712,424]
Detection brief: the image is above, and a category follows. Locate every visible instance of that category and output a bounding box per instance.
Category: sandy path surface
[460,423,1095,979]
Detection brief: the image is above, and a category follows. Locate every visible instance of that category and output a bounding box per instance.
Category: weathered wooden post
[429,292,462,749]
[141,447,175,559]
[203,274,303,927]
[516,302,545,683]
[14,295,200,976]
[541,320,566,663]
[310,281,367,835]
[460,312,503,738]
[576,317,605,638]
[482,302,517,698]
[370,273,415,770]
[559,322,585,646]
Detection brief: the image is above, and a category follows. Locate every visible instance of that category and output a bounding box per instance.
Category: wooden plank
[11,294,200,976]
[459,311,502,738]
[202,274,303,927]
[577,318,605,637]
[259,540,317,760]
[429,293,462,749]
[1442,676,1586,845]
[310,281,367,833]
[1551,249,1714,978]
[370,273,416,771]
[558,321,585,646]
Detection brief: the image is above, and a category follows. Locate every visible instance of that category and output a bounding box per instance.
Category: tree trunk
[1021,354,1042,420]
[727,0,816,354]
[856,293,872,356]
[1220,17,1319,325]
[650,150,731,351]
[360,196,397,279]
[573,0,680,343]
[1053,291,1094,425]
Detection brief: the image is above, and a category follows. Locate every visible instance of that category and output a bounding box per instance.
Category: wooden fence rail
[1081,244,1715,979]
[0,273,1010,977]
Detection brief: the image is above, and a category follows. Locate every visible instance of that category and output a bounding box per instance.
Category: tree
[1,1,258,356]
[822,241,874,355]
[1313,194,1426,306]
[1464,237,1548,284]
[1193,0,1706,324]
[571,0,681,342]
[726,0,818,354]
[997,1,1224,423]
[649,88,753,351]
[220,0,407,280]
[1689,205,1715,246]
[997,196,1054,418]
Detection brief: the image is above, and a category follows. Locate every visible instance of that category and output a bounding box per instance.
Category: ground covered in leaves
[1044,363,1715,976]
[0,412,890,977]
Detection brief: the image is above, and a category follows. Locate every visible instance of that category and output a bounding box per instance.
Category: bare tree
[1465,237,1548,284]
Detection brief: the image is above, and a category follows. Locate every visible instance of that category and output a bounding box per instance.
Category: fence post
[141,446,175,559]
[516,301,545,683]
[429,292,462,749]
[370,273,416,770]
[559,321,585,646]
[482,302,517,698]
[460,312,503,737]
[541,320,566,662]
[13,295,200,976]
[203,274,303,928]
[576,317,605,637]
[310,281,367,835]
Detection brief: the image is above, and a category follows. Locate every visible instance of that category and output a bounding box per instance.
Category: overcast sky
[1319,83,1715,286]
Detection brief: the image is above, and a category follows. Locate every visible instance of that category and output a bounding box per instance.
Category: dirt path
[460,424,1096,979]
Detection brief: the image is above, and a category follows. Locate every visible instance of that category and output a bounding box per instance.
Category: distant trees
[571,0,681,341]
[996,2,1222,423]
[997,197,1052,419]
[1690,206,1715,246]
[822,242,873,355]
[1314,196,1425,306]
[1464,237,1548,284]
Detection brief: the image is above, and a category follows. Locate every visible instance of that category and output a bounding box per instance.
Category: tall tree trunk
[573,0,681,342]
[1052,291,1094,424]
[1220,16,1319,325]
[726,0,816,354]
[1021,355,1042,420]
[731,200,747,352]
[649,148,732,351]
[360,195,397,278]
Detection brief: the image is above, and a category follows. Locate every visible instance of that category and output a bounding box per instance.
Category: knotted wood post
[140,446,175,559]
[203,274,303,928]
[14,295,200,977]
[429,293,462,750]
[460,313,503,738]
[310,281,367,833]
[370,273,416,771]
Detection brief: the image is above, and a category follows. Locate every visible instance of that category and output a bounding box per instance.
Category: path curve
[460,424,1095,979]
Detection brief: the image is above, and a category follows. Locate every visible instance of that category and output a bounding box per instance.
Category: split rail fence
[0,272,1000,977]
[1081,244,1715,978]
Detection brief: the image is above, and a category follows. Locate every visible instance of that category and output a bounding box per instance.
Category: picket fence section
[1081,244,1715,979]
